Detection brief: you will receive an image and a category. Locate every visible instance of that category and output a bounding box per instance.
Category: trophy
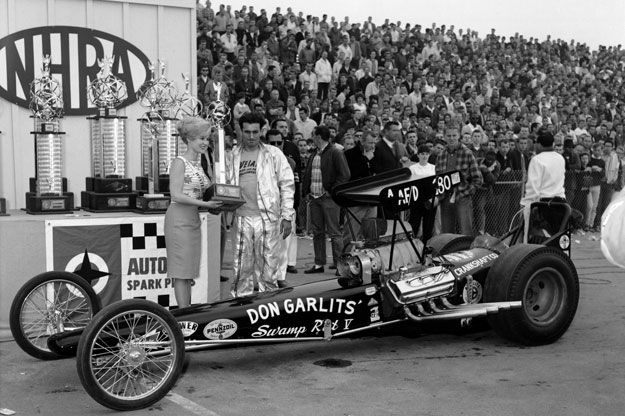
[81,55,137,211]
[25,55,74,214]
[173,72,204,156]
[135,60,179,213]
[202,83,244,210]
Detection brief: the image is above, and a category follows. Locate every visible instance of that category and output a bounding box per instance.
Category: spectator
[226,112,295,296]
[474,150,501,235]
[520,130,566,242]
[584,142,606,232]
[302,125,351,274]
[593,140,620,230]
[435,123,483,234]
[314,50,333,100]
[266,129,299,285]
[294,107,317,140]
[408,144,437,242]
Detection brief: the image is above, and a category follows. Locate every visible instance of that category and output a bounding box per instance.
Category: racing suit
[226,143,295,296]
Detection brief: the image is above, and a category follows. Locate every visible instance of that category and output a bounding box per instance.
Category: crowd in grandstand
[195,1,625,236]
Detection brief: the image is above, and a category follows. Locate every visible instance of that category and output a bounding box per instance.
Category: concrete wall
[0,0,196,209]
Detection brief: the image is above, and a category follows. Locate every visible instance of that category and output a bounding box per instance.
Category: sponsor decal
[365,287,377,296]
[246,297,357,324]
[178,321,198,337]
[370,306,380,322]
[0,26,150,115]
[462,280,483,304]
[203,319,237,340]
[453,253,499,275]
[251,325,307,338]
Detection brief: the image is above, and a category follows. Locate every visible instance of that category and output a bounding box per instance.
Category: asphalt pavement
[1,230,624,416]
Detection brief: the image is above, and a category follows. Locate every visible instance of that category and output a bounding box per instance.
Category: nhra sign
[0,26,151,115]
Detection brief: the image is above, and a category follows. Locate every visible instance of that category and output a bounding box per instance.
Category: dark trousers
[317,82,329,100]
[409,202,436,243]
[309,194,342,266]
[440,195,473,235]
[594,182,615,228]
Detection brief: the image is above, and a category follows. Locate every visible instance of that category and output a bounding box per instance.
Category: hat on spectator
[601,190,625,269]
[536,130,554,147]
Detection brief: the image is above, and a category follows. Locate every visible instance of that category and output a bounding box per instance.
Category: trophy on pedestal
[202,83,244,210]
[25,55,74,214]
[135,61,179,213]
[81,56,137,212]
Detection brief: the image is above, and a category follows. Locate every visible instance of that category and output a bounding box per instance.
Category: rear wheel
[484,245,579,345]
[427,233,473,256]
[76,299,185,411]
[10,271,101,360]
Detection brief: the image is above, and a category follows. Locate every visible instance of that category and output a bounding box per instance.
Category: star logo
[66,249,110,294]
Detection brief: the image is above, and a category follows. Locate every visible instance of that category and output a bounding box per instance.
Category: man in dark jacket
[302,125,351,274]
[342,130,378,248]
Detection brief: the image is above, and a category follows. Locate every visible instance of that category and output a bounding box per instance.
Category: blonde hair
[176,117,211,144]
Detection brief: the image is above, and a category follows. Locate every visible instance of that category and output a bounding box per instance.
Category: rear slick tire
[76,299,185,411]
[484,244,579,345]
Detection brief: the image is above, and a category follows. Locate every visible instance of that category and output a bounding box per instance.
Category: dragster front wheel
[10,271,101,360]
[76,299,185,411]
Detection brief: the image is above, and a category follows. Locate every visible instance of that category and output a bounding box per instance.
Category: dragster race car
[9,168,580,411]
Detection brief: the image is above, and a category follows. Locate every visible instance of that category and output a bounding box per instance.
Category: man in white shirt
[337,35,353,63]
[220,23,238,61]
[298,62,318,93]
[314,50,332,100]
[293,107,318,140]
[520,130,565,242]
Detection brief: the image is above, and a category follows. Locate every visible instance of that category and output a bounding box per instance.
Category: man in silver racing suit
[226,112,295,297]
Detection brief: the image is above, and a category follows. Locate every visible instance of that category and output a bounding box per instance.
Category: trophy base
[81,191,138,212]
[135,194,171,213]
[25,193,74,214]
[135,176,170,194]
[0,198,8,216]
[86,177,133,193]
[204,183,245,211]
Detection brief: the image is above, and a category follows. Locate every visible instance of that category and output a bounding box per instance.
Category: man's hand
[280,219,292,239]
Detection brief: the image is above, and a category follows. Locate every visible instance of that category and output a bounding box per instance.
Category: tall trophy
[25,55,74,214]
[81,56,137,211]
[135,61,179,213]
[203,83,244,210]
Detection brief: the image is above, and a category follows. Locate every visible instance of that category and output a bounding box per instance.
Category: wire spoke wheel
[10,272,100,360]
[77,300,184,411]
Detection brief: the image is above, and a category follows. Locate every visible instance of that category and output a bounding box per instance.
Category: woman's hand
[205,201,224,210]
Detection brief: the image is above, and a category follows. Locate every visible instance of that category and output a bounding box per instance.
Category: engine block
[386,266,456,304]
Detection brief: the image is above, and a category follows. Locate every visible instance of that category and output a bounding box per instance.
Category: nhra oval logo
[0,26,151,115]
[203,319,238,340]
